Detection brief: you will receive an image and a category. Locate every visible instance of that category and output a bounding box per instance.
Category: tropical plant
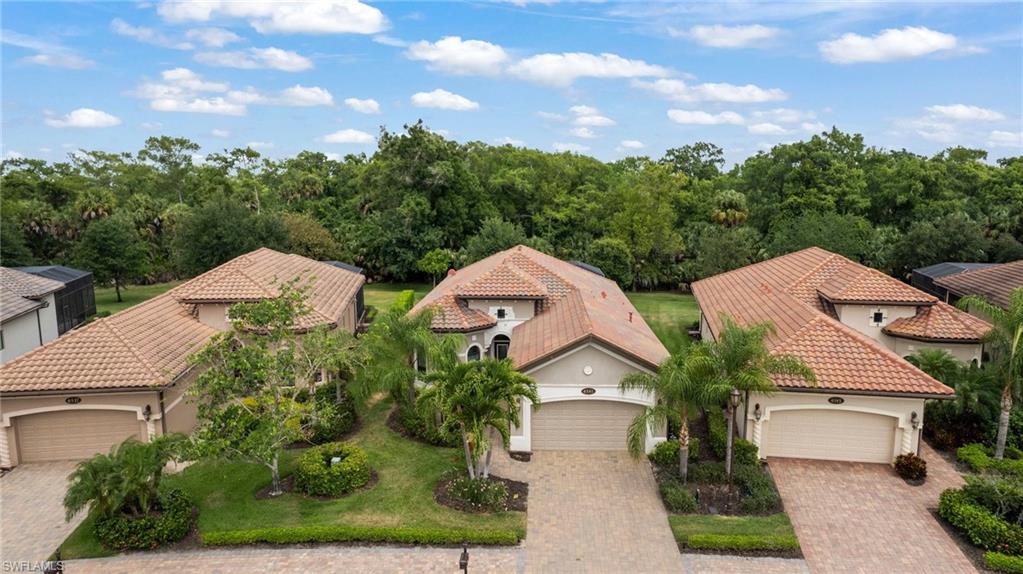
[64,433,185,521]
[958,288,1023,458]
[417,358,539,479]
[907,348,963,383]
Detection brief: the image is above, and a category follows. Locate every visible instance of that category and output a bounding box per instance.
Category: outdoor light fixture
[459,543,469,573]
[911,411,919,429]
[729,388,741,410]
[754,403,762,421]
[143,404,152,422]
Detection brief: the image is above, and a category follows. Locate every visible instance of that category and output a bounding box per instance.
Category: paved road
[0,462,83,565]
[770,442,975,574]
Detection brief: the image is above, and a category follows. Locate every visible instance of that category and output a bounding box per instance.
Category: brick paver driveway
[770,443,974,574]
[0,462,82,564]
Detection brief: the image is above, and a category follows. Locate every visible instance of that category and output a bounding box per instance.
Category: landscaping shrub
[958,443,1023,478]
[658,477,697,513]
[294,442,371,497]
[201,525,520,546]
[94,489,193,551]
[962,475,1023,525]
[648,439,700,467]
[733,439,760,466]
[447,476,508,513]
[391,290,416,313]
[733,464,781,514]
[707,409,727,459]
[395,403,459,447]
[987,552,1023,574]
[686,533,800,552]
[305,383,357,444]
[938,489,1023,555]
[894,453,928,481]
[689,462,727,484]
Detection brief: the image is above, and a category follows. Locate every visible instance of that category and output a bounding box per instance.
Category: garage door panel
[16,410,142,463]
[765,409,895,463]
[531,400,641,451]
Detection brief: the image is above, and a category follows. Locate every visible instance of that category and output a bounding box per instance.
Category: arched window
[467,345,481,362]
[491,335,510,360]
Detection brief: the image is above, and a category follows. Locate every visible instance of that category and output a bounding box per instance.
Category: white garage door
[15,410,142,463]
[764,409,896,463]
[531,400,642,450]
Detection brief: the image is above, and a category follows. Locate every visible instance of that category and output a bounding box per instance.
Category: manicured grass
[626,291,700,348]
[59,399,524,559]
[94,282,182,315]
[669,513,800,553]
[363,282,432,311]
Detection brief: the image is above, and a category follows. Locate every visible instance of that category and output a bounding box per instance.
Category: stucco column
[751,418,763,454]
[900,424,912,455]
[0,427,11,468]
[146,420,157,442]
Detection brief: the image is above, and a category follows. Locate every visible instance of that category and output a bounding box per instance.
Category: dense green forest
[2,122,1021,291]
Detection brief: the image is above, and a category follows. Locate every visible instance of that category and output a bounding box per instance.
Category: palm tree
[709,315,816,438]
[957,288,1023,458]
[906,348,962,384]
[619,343,726,483]
[361,307,459,405]
[418,359,539,480]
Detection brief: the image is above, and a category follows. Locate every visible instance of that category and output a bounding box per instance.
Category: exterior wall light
[910,411,919,429]
[143,404,152,422]
[754,403,762,421]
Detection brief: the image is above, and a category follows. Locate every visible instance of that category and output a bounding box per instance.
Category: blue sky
[2,1,1021,167]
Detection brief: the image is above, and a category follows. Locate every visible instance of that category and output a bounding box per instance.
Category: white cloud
[801,122,827,132]
[751,108,815,123]
[925,104,1005,122]
[571,127,597,139]
[111,18,193,50]
[211,128,231,137]
[634,78,786,103]
[496,137,525,146]
[509,52,671,87]
[2,30,95,69]
[618,139,645,149]
[246,141,274,150]
[4,151,25,160]
[152,97,246,115]
[322,128,375,144]
[410,89,479,111]
[185,27,242,47]
[537,111,567,122]
[141,121,163,130]
[325,152,343,161]
[747,122,788,135]
[667,109,744,125]
[159,67,229,92]
[900,117,959,143]
[684,24,780,48]
[987,130,1023,148]
[568,105,615,129]
[405,36,509,76]
[132,68,331,115]
[553,142,590,153]
[819,26,958,64]
[373,35,407,47]
[569,105,598,116]
[44,108,122,128]
[344,97,380,114]
[277,85,334,106]
[22,53,95,69]
[195,47,313,71]
[157,0,388,35]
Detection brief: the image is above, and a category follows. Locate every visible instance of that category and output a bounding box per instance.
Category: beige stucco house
[410,245,669,452]
[0,268,64,364]
[693,247,990,464]
[0,248,364,468]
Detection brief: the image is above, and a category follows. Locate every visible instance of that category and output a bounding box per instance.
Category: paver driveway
[770,443,974,574]
[0,462,82,564]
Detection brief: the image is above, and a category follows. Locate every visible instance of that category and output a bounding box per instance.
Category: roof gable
[934,259,1023,309]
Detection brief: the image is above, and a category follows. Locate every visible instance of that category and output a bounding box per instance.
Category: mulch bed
[254,471,379,501]
[434,474,528,514]
[509,451,531,462]
[688,482,742,515]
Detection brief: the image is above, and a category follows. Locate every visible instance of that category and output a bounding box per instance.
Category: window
[491,335,510,360]
[416,349,428,373]
[0,329,4,350]
[872,311,884,324]
[467,345,481,361]
[869,309,887,327]
[496,308,507,319]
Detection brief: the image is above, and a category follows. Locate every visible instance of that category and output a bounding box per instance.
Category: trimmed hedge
[686,462,781,514]
[94,489,193,551]
[958,443,1023,478]
[938,488,1023,555]
[306,383,358,445]
[201,525,520,546]
[707,408,759,465]
[391,290,416,313]
[659,478,697,513]
[648,438,700,467]
[686,533,800,552]
[294,442,371,497]
[395,403,460,447]
[733,439,760,466]
[987,552,1023,574]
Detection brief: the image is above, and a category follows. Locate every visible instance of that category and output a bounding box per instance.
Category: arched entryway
[491,334,510,360]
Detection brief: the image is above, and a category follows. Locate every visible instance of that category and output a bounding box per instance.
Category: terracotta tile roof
[818,264,937,305]
[0,267,65,323]
[411,245,668,370]
[692,247,954,397]
[935,259,1023,310]
[0,248,364,393]
[429,295,498,332]
[455,263,548,299]
[883,302,991,342]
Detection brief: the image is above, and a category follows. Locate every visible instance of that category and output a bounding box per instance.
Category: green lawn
[626,291,701,348]
[60,399,524,559]
[669,513,800,553]
[363,282,432,311]
[94,282,182,315]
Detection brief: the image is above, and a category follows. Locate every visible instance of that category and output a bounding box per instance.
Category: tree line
[2,122,1021,291]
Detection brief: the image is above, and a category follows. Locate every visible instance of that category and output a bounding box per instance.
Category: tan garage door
[531,400,642,450]
[764,409,896,463]
[16,410,142,463]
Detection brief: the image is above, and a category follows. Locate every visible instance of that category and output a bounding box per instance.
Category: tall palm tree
[906,348,963,384]
[958,288,1023,459]
[710,315,816,438]
[361,307,459,404]
[619,343,726,483]
[418,359,539,479]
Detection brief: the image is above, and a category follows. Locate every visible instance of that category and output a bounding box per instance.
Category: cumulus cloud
[211,128,231,137]
[819,26,958,64]
[185,27,242,48]
[496,137,525,146]
[553,142,590,153]
[667,109,744,125]
[987,130,1022,148]
[618,139,645,149]
[410,89,479,111]
[682,24,780,48]
[277,85,334,106]
[140,121,163,130]
[2,29,95,69]
[634,78,786,103]
[111,18,193,49]
[537,111,567,122]
[405,36,509,76]
[569,105,615,128]
[344,97,380,114]
[44,108,122,128]
[246,141,274,150]
[571,127,597,139]
[925,104,1005,121]
[23,53,95,69]
[509,52,671,87]
[373,35,408,47]
[747,122,788,135]
[157,0,388,35]
[195,47,313,71]
[801,122,828,133]
[322,128,375,144]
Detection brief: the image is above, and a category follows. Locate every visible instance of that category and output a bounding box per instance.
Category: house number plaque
[828,397,844,405]
[581,387,596,395]
[65,396,82,404]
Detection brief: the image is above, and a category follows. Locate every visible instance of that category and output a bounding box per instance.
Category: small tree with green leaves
[74,215,149,302]
[417,248,454,286]
[188,281,356,495]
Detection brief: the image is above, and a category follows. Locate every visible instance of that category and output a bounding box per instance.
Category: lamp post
[459,543,469,573]
[725,388,741,480]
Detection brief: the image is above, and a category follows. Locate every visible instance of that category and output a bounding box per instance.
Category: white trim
[151,393,187,420]
[2,404,149,427]
[523,341,656,376]
[757,403,910,430]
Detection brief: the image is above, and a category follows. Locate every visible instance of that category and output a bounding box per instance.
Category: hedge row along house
[0,248,364,468]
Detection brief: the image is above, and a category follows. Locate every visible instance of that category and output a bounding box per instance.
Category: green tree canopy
[74,215,150,302]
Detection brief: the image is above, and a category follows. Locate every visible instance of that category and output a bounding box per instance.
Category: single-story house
[911,262,996,301]
[692,247,991,464]
[934,259,1023,311]
[0,248,364,468]
[410,245,669,452]
[15,265,96,334]
[0,268,64,364]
